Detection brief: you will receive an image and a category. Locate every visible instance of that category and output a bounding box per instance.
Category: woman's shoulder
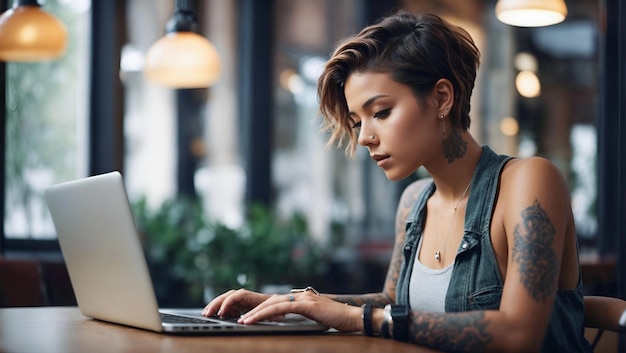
[501,155,566,186]
[498,155,571,214]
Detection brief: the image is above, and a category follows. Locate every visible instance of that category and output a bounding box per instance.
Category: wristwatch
[388,304,409,341]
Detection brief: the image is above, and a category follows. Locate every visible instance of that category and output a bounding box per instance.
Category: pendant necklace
[435,180,472,262]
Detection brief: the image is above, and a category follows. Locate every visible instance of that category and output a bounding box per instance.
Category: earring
[440,114,446,137]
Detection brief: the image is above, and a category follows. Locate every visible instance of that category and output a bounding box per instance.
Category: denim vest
[396,146,591,353]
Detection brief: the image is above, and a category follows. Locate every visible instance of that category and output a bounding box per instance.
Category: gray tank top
[409,237,453,313]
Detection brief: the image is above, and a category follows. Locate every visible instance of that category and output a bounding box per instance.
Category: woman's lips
[371,154,390,168]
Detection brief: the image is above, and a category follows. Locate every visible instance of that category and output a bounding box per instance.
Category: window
[3,0,91,240]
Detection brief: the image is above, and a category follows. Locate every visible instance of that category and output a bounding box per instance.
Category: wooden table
[0,307,441,353]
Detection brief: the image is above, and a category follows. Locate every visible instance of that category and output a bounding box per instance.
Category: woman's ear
[434,78,454,113]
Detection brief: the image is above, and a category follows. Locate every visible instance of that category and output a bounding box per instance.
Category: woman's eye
[373,109,391,119]
[352,121,362,129]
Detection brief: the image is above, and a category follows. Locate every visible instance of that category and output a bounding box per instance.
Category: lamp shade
[0,5,67,62]
[144,31,221,89]
[495,0,567,27]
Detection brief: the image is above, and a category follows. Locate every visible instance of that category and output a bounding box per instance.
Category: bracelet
[361,304,374,336]
[290,286,320,296]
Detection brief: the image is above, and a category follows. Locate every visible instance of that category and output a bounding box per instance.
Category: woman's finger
[239,301,299,324]
[217,288,255,317]
[202,289,237,316]
[239,292,317,324]
[206,288,272,318]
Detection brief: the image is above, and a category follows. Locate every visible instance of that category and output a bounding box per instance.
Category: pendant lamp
[144,0,221,89]
[0,0,67,62]
[495,0,568,27]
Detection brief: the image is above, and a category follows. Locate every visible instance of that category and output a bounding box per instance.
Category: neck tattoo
[435,180,472,262]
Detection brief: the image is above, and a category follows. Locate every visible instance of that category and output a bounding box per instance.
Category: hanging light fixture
[144,0,221,89]
[0,0,67,62]
[495,0,568,27]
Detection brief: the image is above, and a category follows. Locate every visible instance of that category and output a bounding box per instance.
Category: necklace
[435,180,472,262]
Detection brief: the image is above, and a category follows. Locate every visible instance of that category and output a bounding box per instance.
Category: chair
[0,258,48,307]
[40,261,76,306]
[584,295,626,353]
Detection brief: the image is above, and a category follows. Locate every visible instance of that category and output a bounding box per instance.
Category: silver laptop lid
[45,171,163,332]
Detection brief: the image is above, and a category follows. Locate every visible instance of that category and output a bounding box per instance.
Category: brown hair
[317,10,480,156]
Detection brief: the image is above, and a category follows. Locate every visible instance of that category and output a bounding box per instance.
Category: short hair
[317,10,480,156]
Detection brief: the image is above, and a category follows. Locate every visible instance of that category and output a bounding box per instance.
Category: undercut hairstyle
[317,10,480,156]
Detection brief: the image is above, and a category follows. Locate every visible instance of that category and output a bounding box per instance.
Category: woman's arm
[489,157,571,351]
[325,178,431,308]
[584,295,626,332]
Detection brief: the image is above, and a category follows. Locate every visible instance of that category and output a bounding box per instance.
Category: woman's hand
[237,290,363,332]
[202,288,272,318]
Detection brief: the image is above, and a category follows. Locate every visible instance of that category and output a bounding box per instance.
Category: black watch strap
[390,304,409,341]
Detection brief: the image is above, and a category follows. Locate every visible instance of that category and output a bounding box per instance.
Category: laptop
[44,171,328,334]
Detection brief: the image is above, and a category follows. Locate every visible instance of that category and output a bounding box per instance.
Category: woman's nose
[357,129,368,146]
[357,126,376,146]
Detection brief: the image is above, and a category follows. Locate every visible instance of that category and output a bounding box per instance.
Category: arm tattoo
[383,190,415,297]
[326,293,390,307]
[384,181,425,299]
[409,311,493,352]
[512,199,558,302]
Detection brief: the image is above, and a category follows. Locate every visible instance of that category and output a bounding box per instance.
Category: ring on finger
[289,294,295,302]
[290,286,320,296]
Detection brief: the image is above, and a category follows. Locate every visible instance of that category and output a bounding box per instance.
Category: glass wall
[272,0,384,248]
[3,0,91,239]
[122,0,177,209]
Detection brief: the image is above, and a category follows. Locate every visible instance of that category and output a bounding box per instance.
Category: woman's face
[344,71,440,181]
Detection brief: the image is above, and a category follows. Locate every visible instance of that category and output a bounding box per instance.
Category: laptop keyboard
[160,312,239,325]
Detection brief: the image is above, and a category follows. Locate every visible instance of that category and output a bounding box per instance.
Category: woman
[203,10,591,353]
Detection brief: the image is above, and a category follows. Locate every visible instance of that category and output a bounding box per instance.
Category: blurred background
[0,0,623,333]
